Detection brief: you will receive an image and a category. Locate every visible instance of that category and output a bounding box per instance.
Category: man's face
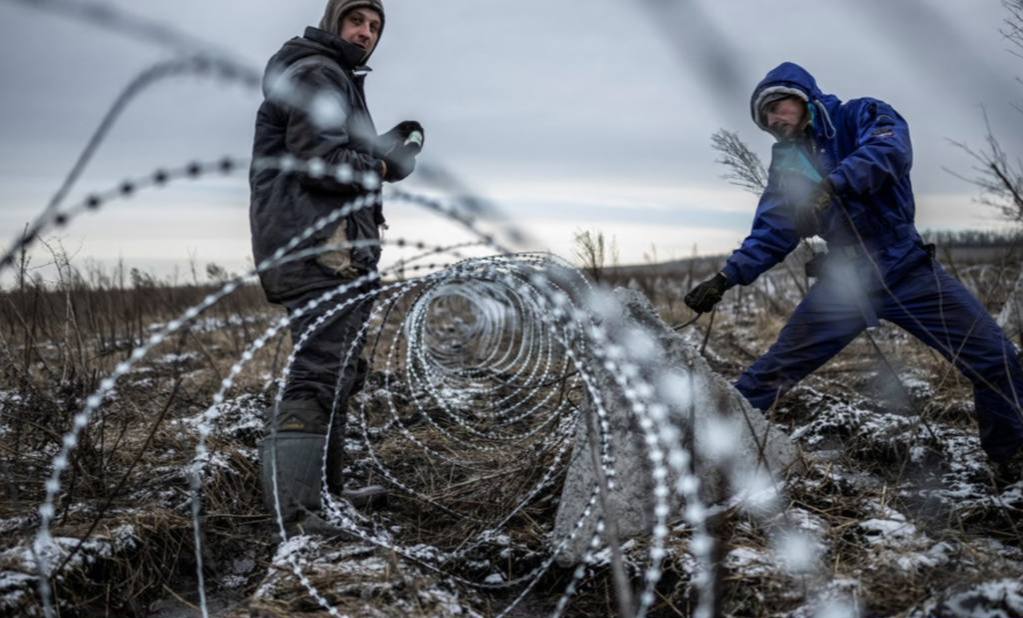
[764,97,808,140]
[339,8,382,55]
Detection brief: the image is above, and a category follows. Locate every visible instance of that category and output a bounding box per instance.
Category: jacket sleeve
[282,65,383,193]
[721,183,801,286]
[827,99,912,196]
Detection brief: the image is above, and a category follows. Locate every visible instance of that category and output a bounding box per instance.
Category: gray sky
[1,0,1021,282]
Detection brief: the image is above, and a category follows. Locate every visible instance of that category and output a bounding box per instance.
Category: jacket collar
[303,27,373,72]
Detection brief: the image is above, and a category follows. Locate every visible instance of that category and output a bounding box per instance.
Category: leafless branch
[711,129,768,195]
[1003,0,1023,58]
[574,229,618,282]
[946,110,1023,223]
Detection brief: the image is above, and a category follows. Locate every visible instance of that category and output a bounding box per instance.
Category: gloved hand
[376,121,424,183]
[685,273,731,314]
[378,121,425,155]
[793,178,835,238]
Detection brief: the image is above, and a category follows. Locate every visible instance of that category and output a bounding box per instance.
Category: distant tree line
[921,228,1023,248]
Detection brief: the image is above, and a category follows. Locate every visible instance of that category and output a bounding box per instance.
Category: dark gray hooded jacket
[249,26,385,304]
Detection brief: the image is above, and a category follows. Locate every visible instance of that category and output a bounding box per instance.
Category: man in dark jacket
[685,62,1023,486]
[250,0,423,523]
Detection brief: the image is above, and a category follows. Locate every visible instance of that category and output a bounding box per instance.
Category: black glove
[685,273,731,314]
[378,121,425,154]
[376,121,424,183]
[793,178,835,238]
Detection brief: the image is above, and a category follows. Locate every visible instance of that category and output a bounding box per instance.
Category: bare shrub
[948,111,1023,224]
[711,129,768,195]
[573,229,618,283]
[946,3,1023,223]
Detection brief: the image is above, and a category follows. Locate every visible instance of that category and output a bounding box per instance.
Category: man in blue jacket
[685,62,1023,486]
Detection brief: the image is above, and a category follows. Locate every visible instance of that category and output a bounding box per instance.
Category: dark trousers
[736,254,1023,462]
[281,283,375,426]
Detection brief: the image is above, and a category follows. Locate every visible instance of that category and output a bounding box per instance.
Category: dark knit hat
[319,0,385,39]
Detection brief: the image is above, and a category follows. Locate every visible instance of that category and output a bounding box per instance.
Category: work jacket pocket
[316,219,361,278]
[315,210,381,278]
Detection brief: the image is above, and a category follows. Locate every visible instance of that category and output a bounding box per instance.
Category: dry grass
[2,241,1023,616]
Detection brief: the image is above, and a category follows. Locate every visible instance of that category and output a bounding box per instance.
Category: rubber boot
[260,399,330,521]
[259,432,326,521]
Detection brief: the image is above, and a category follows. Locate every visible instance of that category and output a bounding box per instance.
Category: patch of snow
[773,530,824,574]
[188,450,235,478]
[149,314,272,335]
[221,574,247,590]
[252,537,483,616]
[0,390,24,411]
[908,578,1023,618]
[588,539,637,569]
[791,392,915,453]
[0,523,142,615]
[858,503,923,548]
[182,394,266,443]
[893,541,954,572]
[464,559,492,572]
[786,578,862,618]
[0,570,35,612]
[967,538,1023,564]
[0,516,36,536]
[898,370,935,400]
[158,352,199,365]
[405,543,450,564]
[725,546,773,577]
[255,535,319,599]
[111,524,138,551]
[785,507,830,536]
[0,391,22,437]
[484,573,504,585]
[902,425,1023,518]
[823,464,884,493]
[416,586,484,618]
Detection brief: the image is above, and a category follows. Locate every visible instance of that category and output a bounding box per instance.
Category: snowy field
[1,246,1022,617]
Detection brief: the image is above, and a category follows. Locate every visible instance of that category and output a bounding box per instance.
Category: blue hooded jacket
[721,62,924,287]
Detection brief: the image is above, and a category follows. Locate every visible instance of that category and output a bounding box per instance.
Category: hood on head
[261,28,368,99]
[750,62,835,137]
[319,0,385,61]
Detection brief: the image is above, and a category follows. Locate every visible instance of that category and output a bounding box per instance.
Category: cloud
[1,0,1021,278]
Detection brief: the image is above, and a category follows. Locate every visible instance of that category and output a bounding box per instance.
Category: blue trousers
[736,252,1023,462]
